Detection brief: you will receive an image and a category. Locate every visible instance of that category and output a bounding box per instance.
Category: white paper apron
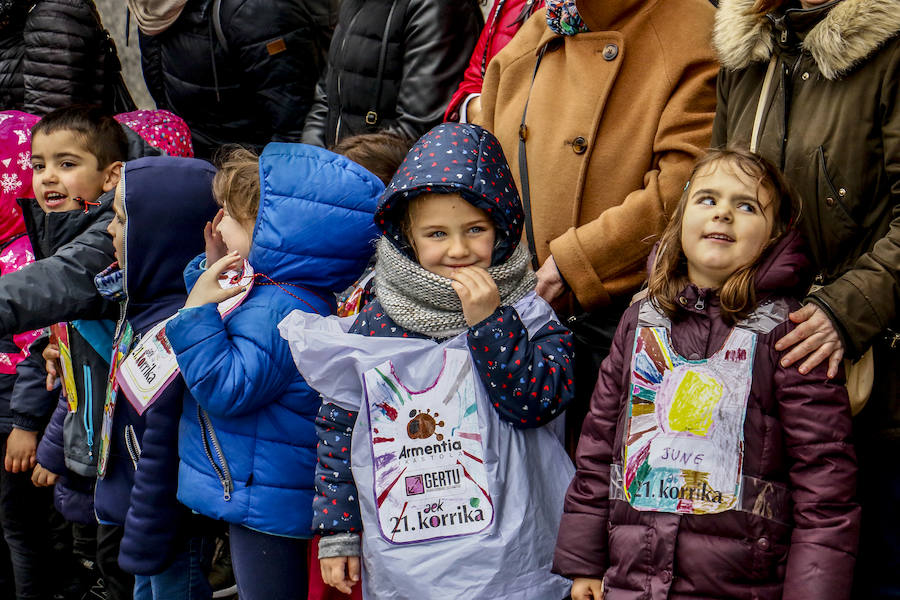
[620,304,756,515]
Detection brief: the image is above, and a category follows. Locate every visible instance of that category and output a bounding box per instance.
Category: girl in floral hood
[279,122,575,599]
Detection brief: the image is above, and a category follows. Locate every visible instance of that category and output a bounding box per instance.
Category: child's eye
[738,202,757,213]
[426,231,446,239]
[60,161,76,168]
[468,226,488,234]
[698,196,715,206]
[31,163,43,172]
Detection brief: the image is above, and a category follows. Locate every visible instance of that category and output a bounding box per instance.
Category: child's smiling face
[680,160,776,289]
[31,129,120,213]
[406,193,495,278]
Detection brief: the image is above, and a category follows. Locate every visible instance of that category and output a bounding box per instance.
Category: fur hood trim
[714,0,900,80]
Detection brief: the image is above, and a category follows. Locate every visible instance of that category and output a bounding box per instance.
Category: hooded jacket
[711,0,900,430]
[553,230,860,599]
[92,156,218,575]
[0,111,46,435]
[311,124,575,564]
[167,142,382,538]
[138,0,336,159]
[301,0,483,148]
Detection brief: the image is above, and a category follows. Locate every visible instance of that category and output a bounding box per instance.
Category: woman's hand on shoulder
[320,556,360,594]
[450,266,501,326]
[775,303,844,378]
[183,252,247,310]
[571,577,604,600]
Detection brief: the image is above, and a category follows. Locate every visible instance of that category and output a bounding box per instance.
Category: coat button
[679,296,688,306]
[660,570,672,583]
[572,136,588,154]
[757,537,770,550]
[603,44,618,61]
[839,187,847,197]
[801,72,810,80]
[826,196,835,207]
[688,353,701,360]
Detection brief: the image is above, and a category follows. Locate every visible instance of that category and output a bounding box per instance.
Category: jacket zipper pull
[694,298,705,311]
[781,29,788,43]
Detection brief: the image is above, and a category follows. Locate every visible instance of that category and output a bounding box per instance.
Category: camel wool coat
[476,0,718,311]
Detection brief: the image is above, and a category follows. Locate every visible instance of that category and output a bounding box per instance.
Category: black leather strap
[367,0,402,126]
[517,44,548,271]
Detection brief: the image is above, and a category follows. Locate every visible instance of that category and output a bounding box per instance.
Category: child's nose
[447,236,468,257]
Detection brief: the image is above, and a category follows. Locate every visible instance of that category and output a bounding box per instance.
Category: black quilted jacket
[139,0,337,158]
[301,0,482,148]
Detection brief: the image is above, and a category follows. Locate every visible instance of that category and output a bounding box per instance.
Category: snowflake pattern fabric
[115,110,194,158]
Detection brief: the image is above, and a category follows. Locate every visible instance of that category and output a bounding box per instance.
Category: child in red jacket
[554,148,859,600]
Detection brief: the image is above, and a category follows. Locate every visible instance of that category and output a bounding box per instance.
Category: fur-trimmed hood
[714,0,900,79]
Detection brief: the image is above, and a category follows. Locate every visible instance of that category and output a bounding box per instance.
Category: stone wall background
[94,1,155,110]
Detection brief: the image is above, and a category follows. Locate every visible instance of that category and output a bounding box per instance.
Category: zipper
[197,406,234,501]
[83,364,94,461]
[124,424,141,470]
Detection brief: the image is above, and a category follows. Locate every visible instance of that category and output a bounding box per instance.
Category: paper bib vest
[615,303,757,515]
[363,349,493,543]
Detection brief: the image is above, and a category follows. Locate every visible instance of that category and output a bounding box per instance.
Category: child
[98,156,218,600]
[165,143,382,599]
[553,149,860,599]
[0,109,59,599]
[279,123,575,599]
[5,105,160,600]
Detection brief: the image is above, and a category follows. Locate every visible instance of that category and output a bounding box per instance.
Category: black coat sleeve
[10,334,57,431]
[0,216,116,337]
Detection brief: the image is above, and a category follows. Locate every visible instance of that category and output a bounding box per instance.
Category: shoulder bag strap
[366,0,402,127]
[517,43,549,270]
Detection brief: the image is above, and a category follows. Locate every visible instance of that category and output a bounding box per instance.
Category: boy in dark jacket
[2,106,158,600]
[99,156,218,600]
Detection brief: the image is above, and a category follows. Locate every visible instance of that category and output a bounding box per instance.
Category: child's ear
[102,161,123,193]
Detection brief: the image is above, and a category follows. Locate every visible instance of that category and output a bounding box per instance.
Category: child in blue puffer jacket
[165,143,382,600]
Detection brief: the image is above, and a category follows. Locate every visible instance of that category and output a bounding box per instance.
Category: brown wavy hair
[212,147,260,229]
[647,148,801,324]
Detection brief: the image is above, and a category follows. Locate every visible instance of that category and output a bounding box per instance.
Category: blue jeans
[133,534,213,600]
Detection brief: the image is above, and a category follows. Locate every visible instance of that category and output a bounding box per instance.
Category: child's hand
[183,252,248,310]
[320,556,360,594]
[42,342,60,392]
[4,428,37,473]
[204,209,228,265]
[31,464,58,487]
[571,577,604,600]
[450,266,500,326]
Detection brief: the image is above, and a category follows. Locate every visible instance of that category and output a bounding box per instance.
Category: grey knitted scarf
[374,237,537,339]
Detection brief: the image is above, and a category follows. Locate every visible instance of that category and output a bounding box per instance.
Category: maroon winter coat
[553,230,860,599]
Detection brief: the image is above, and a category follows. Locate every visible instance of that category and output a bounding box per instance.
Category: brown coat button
[826,196,835,207]
[572,136,588,154]
[603,44,618,60]
[757,537,770,550]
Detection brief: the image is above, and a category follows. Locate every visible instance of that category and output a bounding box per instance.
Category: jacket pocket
[124,424,141,470]
[197,406,234,501]
[815,146,859,264]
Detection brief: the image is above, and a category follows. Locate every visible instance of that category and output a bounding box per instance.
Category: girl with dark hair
[553,149,860,600]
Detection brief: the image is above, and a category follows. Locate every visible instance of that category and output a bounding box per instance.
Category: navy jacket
[168,143,381,538]
[314,123,575,536]
[92,156,218,575]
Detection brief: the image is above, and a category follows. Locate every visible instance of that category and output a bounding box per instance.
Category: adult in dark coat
[0,0,132,115]
[135,0,336,159]
[711,0,900,595]
[301,0,482,148]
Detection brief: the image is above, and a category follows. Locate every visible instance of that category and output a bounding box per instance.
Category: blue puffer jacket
[167,143,382,538]
[92,156,218,575]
